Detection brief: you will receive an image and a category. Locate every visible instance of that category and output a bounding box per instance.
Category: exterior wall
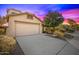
[6,14,42,37]
[8,14,41,23]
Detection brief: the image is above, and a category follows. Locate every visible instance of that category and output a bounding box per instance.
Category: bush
[76,24,79,31]
[53,30,65,38]
[0,35,16,54]
[62,25,75,33]
[43,27,54,34]
[64,33,74,39]
[67,28,75,33]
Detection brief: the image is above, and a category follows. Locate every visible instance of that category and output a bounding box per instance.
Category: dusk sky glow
[0,4,79,23]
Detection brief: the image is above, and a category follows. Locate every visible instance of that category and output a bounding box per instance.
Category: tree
[67,18,77,30]
[44,11,64,32]
[44,11,64,27]
[67,18,76,26]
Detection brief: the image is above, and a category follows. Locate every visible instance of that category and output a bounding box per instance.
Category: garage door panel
[15,22,40,36]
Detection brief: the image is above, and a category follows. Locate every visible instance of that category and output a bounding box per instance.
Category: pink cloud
[62,9,79,23]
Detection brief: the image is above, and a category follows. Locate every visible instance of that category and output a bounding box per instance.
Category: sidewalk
[65,31,79,49]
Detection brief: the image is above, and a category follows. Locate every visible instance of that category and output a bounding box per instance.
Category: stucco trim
[15,20,40,25]
[7,8,22,14]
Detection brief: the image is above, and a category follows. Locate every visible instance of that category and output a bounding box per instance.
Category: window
[27,14,33,19]
[11,12,18,15]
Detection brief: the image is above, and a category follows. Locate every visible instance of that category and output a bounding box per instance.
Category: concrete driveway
[16,34,79,55]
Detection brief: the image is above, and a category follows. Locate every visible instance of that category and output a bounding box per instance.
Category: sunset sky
[0,4,79,23]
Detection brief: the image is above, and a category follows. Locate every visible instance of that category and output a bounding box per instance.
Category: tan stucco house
[6,9,42,37]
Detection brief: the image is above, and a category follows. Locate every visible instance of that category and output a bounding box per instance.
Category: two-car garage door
[15,21,41,36]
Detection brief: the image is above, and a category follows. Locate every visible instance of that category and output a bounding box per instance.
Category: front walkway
[16,34,79,55]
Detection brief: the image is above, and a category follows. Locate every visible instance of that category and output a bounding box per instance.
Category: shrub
[0,35,16,54]
[53,30,65,38]
[76,24,79,31]
[64,33,74,39]
[62,25,75,33]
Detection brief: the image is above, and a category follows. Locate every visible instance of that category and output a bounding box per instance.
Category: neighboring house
[6,9,42,37]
